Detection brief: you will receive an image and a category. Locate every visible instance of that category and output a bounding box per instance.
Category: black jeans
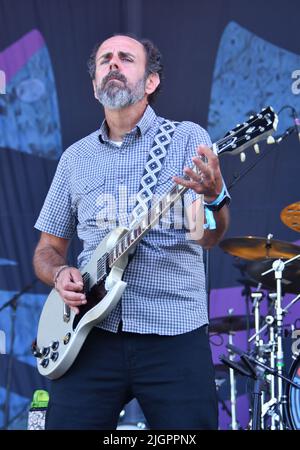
[45,325,218,429]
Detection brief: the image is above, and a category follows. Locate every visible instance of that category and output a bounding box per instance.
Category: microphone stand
[0,279,37,430]
[220,343,300,430]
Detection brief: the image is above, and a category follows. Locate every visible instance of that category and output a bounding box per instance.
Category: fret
[140,216,148,231]
[113,247,117,260]
[135,226,142,238]
[117,243,123,257]
[155,202,161,216]
[130,230,135,243]
[123,234,129,249]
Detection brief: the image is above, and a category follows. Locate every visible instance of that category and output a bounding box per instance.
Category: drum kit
[116,202,300,431]
[214,201,300,430]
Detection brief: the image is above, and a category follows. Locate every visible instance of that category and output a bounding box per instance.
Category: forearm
[33,245,67,287]
[198,205,230,249]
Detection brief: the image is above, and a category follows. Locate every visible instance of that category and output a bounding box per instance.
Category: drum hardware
[228,332,239,430]
[249,293,300,344]
[260,254,300,429]
[250,292,264,349]
[226,308,240,430]
[221,343,300,430]
[246,258,300,295]
[218,235,300,428]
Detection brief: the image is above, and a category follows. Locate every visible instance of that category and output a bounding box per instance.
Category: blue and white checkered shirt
[35,106,213,335]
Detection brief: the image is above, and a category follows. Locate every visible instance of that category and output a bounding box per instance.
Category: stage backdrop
[0,0,300,430]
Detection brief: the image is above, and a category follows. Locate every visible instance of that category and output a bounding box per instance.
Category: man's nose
[109,56,119,71]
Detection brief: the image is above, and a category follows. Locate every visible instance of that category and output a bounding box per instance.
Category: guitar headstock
[215,106,278,157]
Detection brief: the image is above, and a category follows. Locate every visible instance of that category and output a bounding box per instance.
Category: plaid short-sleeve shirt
[35,106,214,335]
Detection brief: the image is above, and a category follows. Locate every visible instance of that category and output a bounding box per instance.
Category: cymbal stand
[265,292,281,429]
[250,291,266,428]
[251,292,264,350]
[228,331,239,430]
[225,308,239,430]
[261,254,300,429]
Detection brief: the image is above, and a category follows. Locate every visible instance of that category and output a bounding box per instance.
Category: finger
[63,281,84,292]
[65,299,87,307]
[191,155,210,174]
[69,268,84,285]
[62,291,86,303]
[196,146,219,168]
[172,176,203,193]
[71,306,80,315]
[183,166,210,184]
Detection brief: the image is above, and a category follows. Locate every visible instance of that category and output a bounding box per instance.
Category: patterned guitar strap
[129,119,179,229]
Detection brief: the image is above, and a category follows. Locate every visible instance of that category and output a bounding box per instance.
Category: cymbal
[219,236,300,260]
[209,315,256,334]
[246,258,300,294]
[281,201,300,233]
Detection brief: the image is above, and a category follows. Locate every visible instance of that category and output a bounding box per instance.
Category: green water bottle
[27,389,49,430]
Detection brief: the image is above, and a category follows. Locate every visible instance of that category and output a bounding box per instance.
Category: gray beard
[96,78,146,110]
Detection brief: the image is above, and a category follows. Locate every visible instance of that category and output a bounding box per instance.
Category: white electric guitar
[33,107,278,379]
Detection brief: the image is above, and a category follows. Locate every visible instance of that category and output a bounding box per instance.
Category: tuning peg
[267,135,275,144]
[240,152,246,162]
[254,143,260,154]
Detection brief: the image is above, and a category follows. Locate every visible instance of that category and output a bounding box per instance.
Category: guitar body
[36,226,130,379]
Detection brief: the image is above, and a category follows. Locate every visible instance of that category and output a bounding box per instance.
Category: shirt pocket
[72,175,106,226]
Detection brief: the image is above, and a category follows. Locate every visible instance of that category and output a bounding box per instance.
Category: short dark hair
[87,34,163,104]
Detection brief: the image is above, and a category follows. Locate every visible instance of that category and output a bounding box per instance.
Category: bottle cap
[31,389,49,408]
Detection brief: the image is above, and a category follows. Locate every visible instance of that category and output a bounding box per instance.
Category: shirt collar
[98,105,157,143]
